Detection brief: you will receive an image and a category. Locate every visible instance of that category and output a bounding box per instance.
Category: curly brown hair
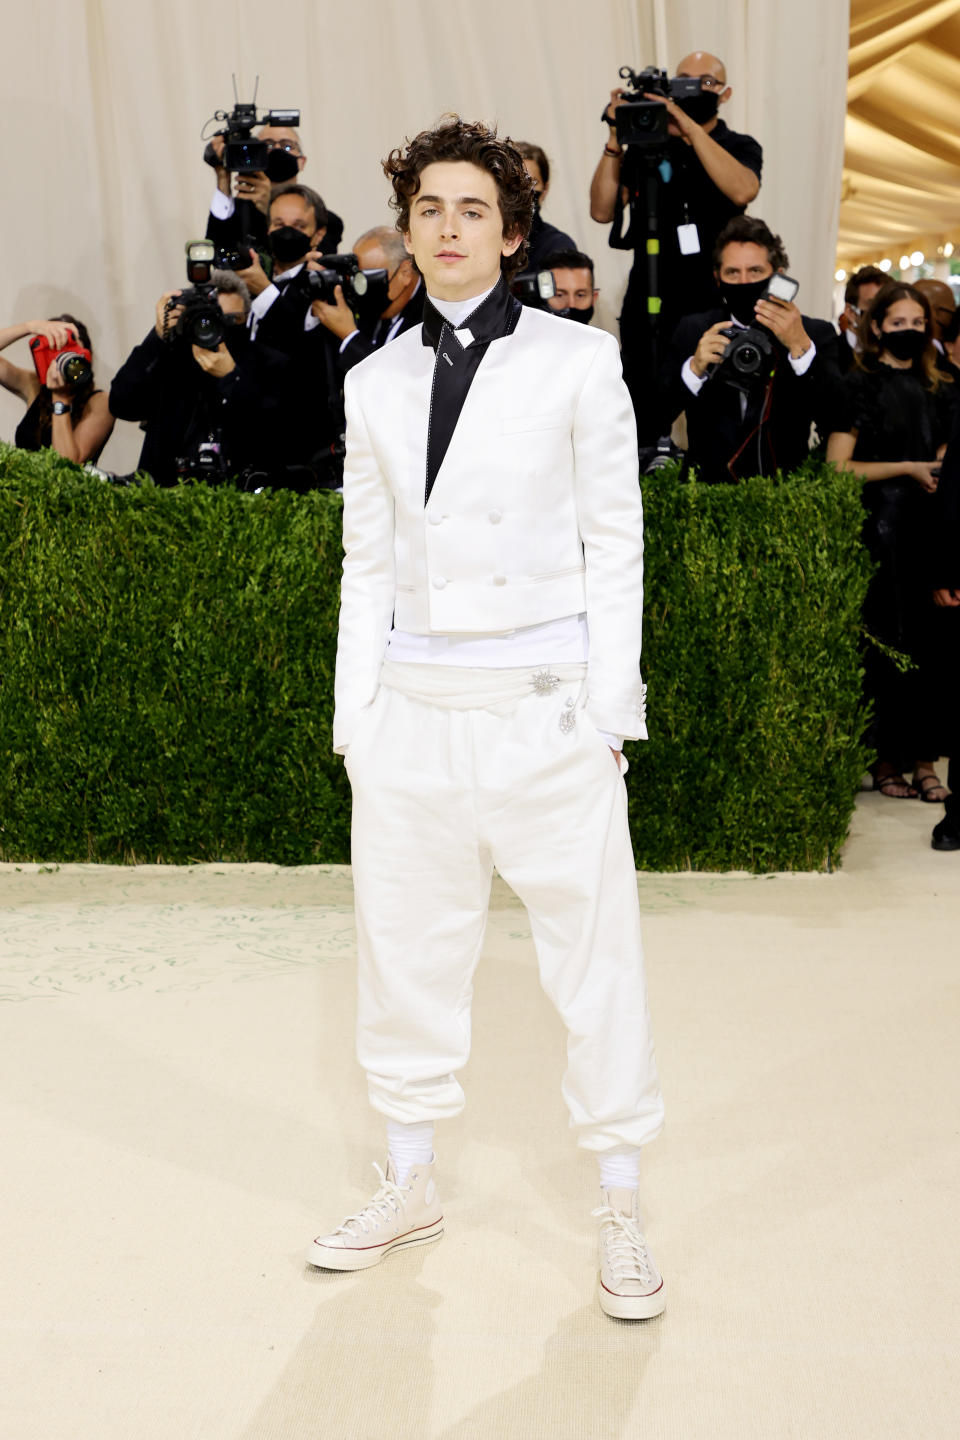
[857,281,948,391]
[383,115,535,281]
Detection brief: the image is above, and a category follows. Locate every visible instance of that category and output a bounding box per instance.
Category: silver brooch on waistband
[532,669,561,696]
[559,697,576,733]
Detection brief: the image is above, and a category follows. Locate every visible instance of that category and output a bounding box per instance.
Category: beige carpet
[2,792,958,1440]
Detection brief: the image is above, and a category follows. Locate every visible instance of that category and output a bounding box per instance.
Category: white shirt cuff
[681,357,706,395]
[338,329,360,352]
[304,310,322,332]
[210,188,235,221]
[788,339,816,376]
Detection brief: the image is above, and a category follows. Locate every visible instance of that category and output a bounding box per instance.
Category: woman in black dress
[827,281,955,801]
[0,314,114,464]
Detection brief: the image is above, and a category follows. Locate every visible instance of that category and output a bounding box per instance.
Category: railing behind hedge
[0,445,872,870]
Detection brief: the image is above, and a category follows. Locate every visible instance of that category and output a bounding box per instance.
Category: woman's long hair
[856,282,946,390]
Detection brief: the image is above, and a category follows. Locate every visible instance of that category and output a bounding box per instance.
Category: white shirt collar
[427,281,499,329]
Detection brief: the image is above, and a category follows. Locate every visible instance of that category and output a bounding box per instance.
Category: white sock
[386,1120,435,1186]
[598,1147,641,1194]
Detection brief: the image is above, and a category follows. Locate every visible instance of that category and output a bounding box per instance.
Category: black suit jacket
[250,272,345,486]
[109,327,289,486]
[337,283,426,377]
[661,308,843,482]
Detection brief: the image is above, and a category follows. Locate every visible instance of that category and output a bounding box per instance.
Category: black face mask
[264,148,299,184]
[719,278,770,328]
[675,91,720,126]
[267,226,312,264]
[881,328,927,362]
[566,305,594,325]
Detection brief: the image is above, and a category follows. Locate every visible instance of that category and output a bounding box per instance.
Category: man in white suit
[307,117,665,1320]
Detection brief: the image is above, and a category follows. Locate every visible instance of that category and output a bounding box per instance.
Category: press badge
[677,223,701,255]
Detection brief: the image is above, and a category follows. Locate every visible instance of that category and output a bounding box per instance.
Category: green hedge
[0,444,872,870]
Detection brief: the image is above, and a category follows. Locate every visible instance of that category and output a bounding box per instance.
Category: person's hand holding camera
[154,291,185,340]
[312,281,357,340]
[191,342,236,378]
[234,252,272,298]
[754,296,810,359]
[233,170,272,215]
[24,318,78,350]
[207,134,231,198]
[601,88,628,151]
[642,88,699,141]
[933,586,960,607]
[691,321,733,378]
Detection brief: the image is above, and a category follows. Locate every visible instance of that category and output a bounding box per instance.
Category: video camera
[302,253,389,315]
[611,65,703,150]
[202,78,301,182]
[510,270,557,311]
[163,241,229,352]
[714,273,800,393]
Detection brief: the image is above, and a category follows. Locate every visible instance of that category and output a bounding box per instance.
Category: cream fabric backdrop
[1,0,847,473]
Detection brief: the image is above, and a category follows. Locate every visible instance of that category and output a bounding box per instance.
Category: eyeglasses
[699,76,726,90]
[265,140,301,155]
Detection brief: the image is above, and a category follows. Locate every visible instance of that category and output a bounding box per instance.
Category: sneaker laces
[334,1163,409,1237]
[591,1205,656,1286]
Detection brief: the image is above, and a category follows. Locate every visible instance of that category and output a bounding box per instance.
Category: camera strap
[726,370,778,482]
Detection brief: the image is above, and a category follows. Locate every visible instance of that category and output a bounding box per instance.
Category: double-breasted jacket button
[427,512,443,525]
[432,576,447,590]
[492,574,507,586]
[488,509,502,524]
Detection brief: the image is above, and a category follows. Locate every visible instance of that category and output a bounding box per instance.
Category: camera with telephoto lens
[202,80,301,181]
[510,270,557,311]
[165,241,227,352]
[713,273,800,393]
[611,65,704,150]
[302,253,389,315]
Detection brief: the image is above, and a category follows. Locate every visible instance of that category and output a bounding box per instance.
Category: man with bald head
[312,225,425,373]
[590,51,762,437]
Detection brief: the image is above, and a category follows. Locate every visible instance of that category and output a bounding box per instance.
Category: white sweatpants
[344,662,664,1153]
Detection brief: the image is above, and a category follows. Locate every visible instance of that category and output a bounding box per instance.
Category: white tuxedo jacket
[333,305,646,752]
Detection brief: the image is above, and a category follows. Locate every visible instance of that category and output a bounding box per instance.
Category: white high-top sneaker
[306,1159,443,1271]
[593,1187,665,1319]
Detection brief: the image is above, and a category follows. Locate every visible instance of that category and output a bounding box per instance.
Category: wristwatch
[52,400,72,416]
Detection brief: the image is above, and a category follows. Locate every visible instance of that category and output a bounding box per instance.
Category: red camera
[30,334,93,387]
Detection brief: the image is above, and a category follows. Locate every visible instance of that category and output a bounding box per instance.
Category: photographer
[311,225,424,375]
[514,142,578,270]
[543,249,600,324]
[205,121,345,258]
[590,52,762,435]
[661,216,841,483]
[109,270,287,486]
[0,314,113,464]
[234,183,345,487]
